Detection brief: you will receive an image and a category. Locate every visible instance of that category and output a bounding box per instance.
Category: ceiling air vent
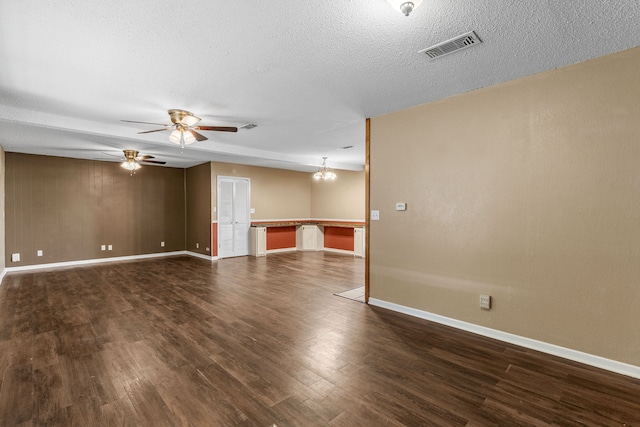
[419,31,482,59]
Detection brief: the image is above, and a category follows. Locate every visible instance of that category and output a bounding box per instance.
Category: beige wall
[186,163,211,255]
[5,153,186,265]
[370,46,640,366]
[211,162,311,220]
[0,146,5,273]
[211,162,365,222]
[311,170,365,220]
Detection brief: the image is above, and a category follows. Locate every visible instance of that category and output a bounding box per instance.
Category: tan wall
[311,170,365,220]
[5,153,186,265]
[211,162,311,220]
[186,163,211,255]
[370,46,640,366]
[0,146,5,273]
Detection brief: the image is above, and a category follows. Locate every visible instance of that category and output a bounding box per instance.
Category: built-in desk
[250,220,365,256]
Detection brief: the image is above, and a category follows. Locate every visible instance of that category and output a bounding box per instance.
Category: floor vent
[419,31,482,59]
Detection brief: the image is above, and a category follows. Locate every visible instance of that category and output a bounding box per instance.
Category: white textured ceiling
[1,1,639,172]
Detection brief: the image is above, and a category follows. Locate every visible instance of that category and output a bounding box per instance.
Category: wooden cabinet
[250,226,266,257]
[354,227,365,258]
[296,225,324,251]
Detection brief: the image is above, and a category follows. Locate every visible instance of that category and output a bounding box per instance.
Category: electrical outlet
[196,243,199,249]
[161,241,165,247]
[101,245,106,251]
[11,253,20,262]
[108,245,113,251]
[37,250,43,257]
[480,294,491,310]
[371,210,380,220]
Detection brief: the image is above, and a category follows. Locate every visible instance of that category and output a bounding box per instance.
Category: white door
[217,177,251,258]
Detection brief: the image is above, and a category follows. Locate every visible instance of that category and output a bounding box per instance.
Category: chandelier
[313,157,337,181]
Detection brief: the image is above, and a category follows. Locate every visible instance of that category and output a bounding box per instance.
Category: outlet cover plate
[480,294,491,310]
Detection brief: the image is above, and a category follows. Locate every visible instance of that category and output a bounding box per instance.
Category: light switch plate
[11,253,20,262]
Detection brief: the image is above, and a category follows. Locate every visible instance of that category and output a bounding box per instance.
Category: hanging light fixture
[386,0,423,16]
[169,128,196,148]
[313,157,337,181]
[120,158,141,175]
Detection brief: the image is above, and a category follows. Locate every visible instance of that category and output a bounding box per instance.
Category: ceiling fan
[120,149,166,174]
[122,109,238,148]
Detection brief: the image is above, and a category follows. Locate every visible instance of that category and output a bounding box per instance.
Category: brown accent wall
[211,162,311,220]
[186,163,212,255]
[0,146,5,273]
[5,153,185,266]
[370,46,640,365]
[311,169,365,220]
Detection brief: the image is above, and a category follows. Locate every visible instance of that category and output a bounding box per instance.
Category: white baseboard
[0,268,6,286]
[323,248,355,255]
[186,251,217,261]
[368,298,640,380]
[3,251,205,273]
[266,248,297,254]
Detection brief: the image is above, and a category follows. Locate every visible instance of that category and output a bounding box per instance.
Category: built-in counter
[250,220,365,256]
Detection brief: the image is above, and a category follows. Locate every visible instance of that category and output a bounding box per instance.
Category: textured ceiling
[1,1,639,172]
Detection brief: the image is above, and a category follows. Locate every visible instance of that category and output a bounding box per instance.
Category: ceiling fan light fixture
[169,129,196,146]
[313,157,337,181]
[121,159,141,171]
[181,114,201,127]
[386,0,423,16]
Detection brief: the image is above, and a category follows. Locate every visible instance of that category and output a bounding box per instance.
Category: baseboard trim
[368,298,640,380]
[0,268,7,286]
[266,248,297,254]
[185,251,217,261]
[323,248,355,255]
[5,251,189,273]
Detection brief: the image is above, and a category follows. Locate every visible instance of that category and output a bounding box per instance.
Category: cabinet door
[354,228,365,257]
[250,227,266,257]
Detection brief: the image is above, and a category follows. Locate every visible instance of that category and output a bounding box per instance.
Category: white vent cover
[419,31,482,59]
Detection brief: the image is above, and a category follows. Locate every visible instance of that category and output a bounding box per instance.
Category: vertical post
[365,118,371,303]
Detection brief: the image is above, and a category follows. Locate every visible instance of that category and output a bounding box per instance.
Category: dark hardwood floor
[1,252,639,426]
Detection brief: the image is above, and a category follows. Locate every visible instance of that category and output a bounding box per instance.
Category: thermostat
[395,202,407,211]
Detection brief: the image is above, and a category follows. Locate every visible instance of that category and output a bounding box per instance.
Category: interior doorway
[217,176,251,259]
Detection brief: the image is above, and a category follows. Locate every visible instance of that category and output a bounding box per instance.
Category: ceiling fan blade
[137,155,155,160]
[100,151,123,158]
[138,128,169,134]
[141,160,167,165]
[196,126,238,133]
[188,130,208,141]
[121,120,169,126]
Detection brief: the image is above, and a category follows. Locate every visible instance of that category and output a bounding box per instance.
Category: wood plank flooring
[1,252,639,426]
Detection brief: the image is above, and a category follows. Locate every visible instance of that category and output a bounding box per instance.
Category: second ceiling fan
[123,109,238,147]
